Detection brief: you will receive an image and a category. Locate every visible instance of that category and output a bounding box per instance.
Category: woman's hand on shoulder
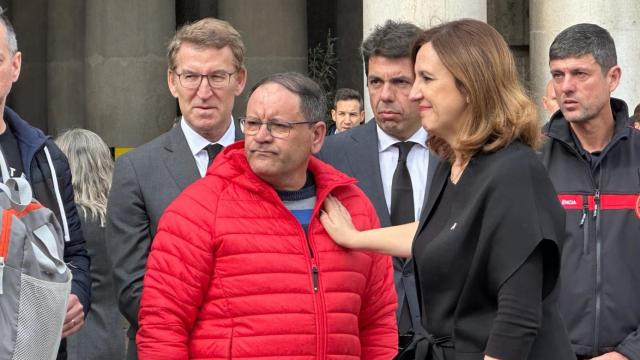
[320,195,361,249]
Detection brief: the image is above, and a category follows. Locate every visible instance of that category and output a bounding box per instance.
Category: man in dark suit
[318,20,438,353]
[106,18,246,360]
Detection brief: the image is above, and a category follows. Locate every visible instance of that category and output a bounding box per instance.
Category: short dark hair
[361,20,421,75]
[250,72,326,122]
[549,23,617,73]
[333,88,363,110]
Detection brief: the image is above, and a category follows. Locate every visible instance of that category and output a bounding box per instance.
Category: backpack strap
[32,225,67,275]
[0,148,32,211]
[0,147,11,183]
[4,178,33,211]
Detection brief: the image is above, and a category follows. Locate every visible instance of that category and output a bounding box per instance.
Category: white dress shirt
[181,117,236,177]
[376,125,429,221]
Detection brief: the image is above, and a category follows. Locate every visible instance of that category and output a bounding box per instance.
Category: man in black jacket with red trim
[541,23,640,360]
[0,9,90,359]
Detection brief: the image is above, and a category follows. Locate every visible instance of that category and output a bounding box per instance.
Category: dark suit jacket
[317,120,439,335]
[106,122,243,359]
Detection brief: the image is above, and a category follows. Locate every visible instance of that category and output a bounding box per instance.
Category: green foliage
[308,30,339,121]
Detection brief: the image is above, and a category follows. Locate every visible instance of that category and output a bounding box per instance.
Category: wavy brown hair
[412,19,540,162]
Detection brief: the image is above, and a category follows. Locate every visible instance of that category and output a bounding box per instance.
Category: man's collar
[545,97,630,144]
[181,116,236,156]
[376,124,427,152]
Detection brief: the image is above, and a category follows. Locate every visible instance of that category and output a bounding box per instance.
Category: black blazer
[413,142,575,359]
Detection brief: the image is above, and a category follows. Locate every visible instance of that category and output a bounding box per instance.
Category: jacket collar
[2,106,49,180]
[543,98,631,147]
[209,141,357,202]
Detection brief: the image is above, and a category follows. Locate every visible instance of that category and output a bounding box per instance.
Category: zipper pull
[579,194,588,227]
[0,256,4,295]
[312,266,319,292]
[593,190,600,218]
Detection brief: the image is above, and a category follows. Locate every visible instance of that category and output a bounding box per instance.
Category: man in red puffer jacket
[137,72,398,360]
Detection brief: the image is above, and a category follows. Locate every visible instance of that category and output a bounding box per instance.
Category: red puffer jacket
[137,142,397,360]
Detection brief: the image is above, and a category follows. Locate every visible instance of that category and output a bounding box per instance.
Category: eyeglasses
[173,70,236,89]
[239,117,318,139]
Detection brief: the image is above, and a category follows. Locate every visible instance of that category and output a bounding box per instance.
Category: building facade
[1,0,638,147]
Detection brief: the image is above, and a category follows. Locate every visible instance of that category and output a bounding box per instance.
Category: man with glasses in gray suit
[106,18,246,360]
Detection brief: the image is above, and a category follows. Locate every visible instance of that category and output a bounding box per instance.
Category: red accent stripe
[558,193,640,211]
[14,203,42,217]
[600,195,639,210]
[0,203,44,259]
[1,210,14,258]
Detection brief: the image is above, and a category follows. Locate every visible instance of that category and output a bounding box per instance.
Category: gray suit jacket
[106,122,243,359]
[317,120,439,334]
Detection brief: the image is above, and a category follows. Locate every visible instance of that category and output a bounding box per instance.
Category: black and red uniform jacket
[541,98,640,359]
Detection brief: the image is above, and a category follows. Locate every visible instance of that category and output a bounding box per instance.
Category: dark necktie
[204,143,223,167]
[390,141,416,336]
[390,141,415,225]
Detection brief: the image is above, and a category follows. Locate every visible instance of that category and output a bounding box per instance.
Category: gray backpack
[0,148,72,360]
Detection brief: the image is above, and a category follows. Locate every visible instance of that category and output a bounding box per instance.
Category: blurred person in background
[56,129,126,360]
[542,79,560,116]
[327,88,365,135]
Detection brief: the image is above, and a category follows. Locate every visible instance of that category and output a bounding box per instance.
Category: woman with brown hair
[320,19,574,360]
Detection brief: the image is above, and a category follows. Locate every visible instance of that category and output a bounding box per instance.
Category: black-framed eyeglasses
[239,117,318,139]
[172,69,237,89]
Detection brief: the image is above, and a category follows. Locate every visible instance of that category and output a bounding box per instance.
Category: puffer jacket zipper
[287,197,331,360]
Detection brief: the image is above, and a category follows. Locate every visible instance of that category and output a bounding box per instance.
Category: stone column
[530,0,640,122]
[47,0,86,135]
[7,0,48,132]
[336,0,364,92]
[362,0,487,120]
[218,0,307,118]
[85,0,176,148]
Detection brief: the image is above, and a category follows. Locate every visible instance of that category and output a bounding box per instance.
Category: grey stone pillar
[47,0,86,136]
[361,0,487,120]
[336,0,364,93]
[7,0,48,132]
[85,0,176,148]
[218,0,308,118]
[530,0,640,122]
